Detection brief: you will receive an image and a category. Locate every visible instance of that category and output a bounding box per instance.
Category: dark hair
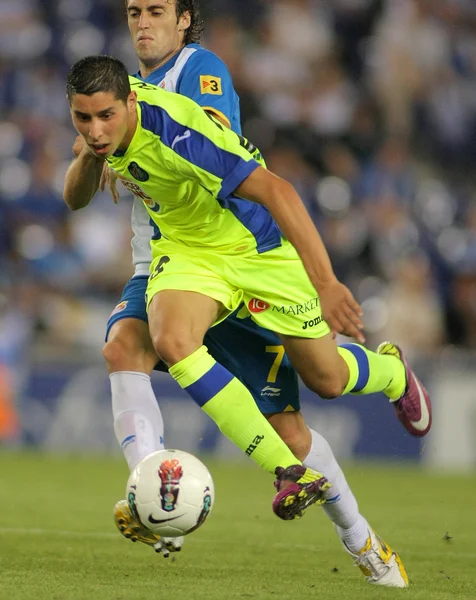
[66,55,131,103]
[176,0,204,45]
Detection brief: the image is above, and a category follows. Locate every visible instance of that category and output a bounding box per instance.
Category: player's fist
[72,135,86,157]
[318,280,365,344]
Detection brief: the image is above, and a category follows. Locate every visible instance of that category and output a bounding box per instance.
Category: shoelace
[357,550,391,580]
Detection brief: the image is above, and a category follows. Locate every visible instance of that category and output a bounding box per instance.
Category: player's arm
[235,167,365,342]
[177,51,235,129]
[63,143,104,210]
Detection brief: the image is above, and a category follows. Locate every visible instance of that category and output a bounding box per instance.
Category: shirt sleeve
[176,50,237,128]
[157,103,260,200]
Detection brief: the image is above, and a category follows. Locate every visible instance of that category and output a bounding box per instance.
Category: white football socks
[110,371,165,471]
[303,429,369,553]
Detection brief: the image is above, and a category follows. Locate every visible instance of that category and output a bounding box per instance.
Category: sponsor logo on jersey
[199,75,222,95]
[120,178,153,202]
[302,316,324,330]
[110,300,128,317]
[260,386,281,397]
[272,297,320,316]
[248,298,270,314]
[128,161,149,182]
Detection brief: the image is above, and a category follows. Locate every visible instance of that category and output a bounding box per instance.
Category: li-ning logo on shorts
[110,300,128,317]
[128,161,149,182]
[248,299,270,314]
[158,459,183,512]
[261,386,281,397]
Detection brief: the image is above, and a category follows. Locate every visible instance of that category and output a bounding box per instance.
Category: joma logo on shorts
[245,435,264,456]
[248,299,270,314]
[302,316,323,330]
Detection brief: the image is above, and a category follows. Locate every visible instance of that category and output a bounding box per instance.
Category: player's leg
[263,408,406,585]
[104,277,175,553]
[203,313,329,518]
[239,240,431,437]
[103,277,165,471]
[147,287,305,475]
[146,250,330,518]
[281,332,430,439]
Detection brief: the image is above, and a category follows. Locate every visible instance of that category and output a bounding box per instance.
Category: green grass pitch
[0,452,474,600]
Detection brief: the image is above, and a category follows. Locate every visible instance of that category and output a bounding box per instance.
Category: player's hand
[72,135,86,158]
[99,163,119,204]
[318,280,365,343]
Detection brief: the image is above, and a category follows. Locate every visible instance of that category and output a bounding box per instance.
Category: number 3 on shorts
[265,345,285,383]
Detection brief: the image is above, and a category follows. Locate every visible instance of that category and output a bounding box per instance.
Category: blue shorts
[106,276,300,414]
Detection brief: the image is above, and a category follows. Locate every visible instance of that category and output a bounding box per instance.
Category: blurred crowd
[2,0,476,370]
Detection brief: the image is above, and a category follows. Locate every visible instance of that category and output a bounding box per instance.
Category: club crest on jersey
[128,161,149,182]
[248,298,270,314]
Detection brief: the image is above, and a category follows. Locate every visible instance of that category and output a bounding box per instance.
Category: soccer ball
[126,449,215,538]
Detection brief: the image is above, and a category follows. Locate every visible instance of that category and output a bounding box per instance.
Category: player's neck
[139,44,185,79]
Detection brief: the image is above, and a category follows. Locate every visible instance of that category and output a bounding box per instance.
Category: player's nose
[138,13,151,29]
[89,121,104,142]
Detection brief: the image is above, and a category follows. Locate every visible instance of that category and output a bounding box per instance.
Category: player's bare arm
[236,166,365,343]
[63,144,104,210]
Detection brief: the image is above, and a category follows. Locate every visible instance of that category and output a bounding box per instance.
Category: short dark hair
[176,0,204,45]
[66,55,131,103]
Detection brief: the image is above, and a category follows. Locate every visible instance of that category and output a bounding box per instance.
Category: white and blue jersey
[107,44,300,414]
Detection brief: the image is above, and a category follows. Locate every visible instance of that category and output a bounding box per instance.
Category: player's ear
[178,11,191,33]
[127,90,137,113]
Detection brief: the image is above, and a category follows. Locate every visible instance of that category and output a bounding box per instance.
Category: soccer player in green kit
[64,55,432,587]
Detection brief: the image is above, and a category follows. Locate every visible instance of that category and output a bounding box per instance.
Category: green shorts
[146,239,330,339]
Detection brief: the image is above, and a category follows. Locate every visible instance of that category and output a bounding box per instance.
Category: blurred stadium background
[1,0,476,472]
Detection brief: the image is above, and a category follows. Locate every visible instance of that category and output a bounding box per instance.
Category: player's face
[70,91,137,158]
[126,0,191,72]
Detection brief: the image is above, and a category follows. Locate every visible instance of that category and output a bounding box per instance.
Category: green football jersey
[106,77,282,254]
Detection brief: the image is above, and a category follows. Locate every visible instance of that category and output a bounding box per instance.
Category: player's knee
[317,378,347,400]
[103,336,136,370]
[152,332,198,366]
[301,373,346,400]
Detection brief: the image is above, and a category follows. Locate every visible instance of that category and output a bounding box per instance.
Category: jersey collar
[133,43,200,85]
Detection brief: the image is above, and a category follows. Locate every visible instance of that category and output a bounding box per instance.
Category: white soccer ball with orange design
[126,449,215,538]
